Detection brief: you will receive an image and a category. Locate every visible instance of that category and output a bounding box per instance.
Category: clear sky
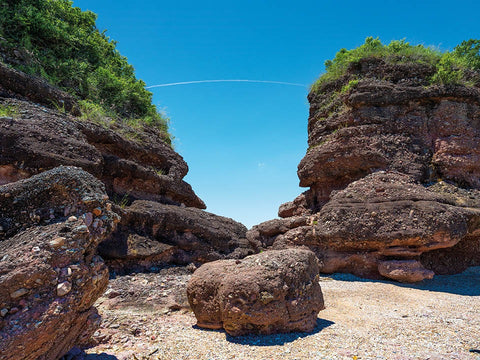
[76,0,479,228]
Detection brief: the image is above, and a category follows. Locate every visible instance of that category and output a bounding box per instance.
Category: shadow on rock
[325,266,480,296]
[193,318,334,346]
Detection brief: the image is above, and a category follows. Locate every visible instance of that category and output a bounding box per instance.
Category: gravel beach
[67,266,480,360]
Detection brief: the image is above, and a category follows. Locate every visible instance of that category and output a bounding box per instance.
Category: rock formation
[0,167,118,359]
[0,97,203,208]
[187,248,324,336]
[248,58,480,282]
[0,64,254,275]
[0,61,254,356]
[98,200,254,273]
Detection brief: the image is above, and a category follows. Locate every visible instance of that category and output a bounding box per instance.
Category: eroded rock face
[250,59,480,281]
[0,167,118,359]
[0,97,204,209]
[98,200,254,273]
[187,249,324,336]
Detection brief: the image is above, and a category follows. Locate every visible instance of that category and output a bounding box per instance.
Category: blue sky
[76,0,479,228]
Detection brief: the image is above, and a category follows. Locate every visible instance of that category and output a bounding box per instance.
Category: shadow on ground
[61,349,119,360]
[323,266,480,296]
[193,318,334,346]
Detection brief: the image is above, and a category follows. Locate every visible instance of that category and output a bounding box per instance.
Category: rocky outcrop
[249,58,480,282]
[0,98,204,208]
[0,70,254,274]
[98,200,253,273]
[0,167,118,359]
[187,249,324,336]
[0,62,79,115]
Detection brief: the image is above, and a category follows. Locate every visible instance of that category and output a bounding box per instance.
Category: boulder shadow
[60,349,119,360]
[324,266,480,296]
[194,318,334,346]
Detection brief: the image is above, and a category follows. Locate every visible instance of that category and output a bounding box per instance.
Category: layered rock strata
[0,65,252,272]
[98,200,253,273]
[0,97,203,208]
[0,167,118,359]
[187,249,324,336]
[249,58,480,282]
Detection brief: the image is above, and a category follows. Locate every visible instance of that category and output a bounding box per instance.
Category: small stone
[10,288,28,299]
[1,308,8,317]
[9,307,19,315]
[57,281,72,296]
[4,193,10,198]
[0,226,3,232]
[35,278,43,285]
[84,213,93,227]
[67,216,78,222]
[74,225,88,233]
[92,207,102,216]
[49,237,65,249]
[32,246,41,252]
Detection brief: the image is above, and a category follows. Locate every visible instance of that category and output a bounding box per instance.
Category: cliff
[248,57,480,282]
[0,64,253,358]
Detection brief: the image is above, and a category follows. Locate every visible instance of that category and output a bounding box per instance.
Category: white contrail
[146,79,307,89]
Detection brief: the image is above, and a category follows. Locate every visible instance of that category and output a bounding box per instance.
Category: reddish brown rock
[378,260,434,283]
[0,167,118,359]
[0,97,204,209]
[98,200,254,273]
[253,59,480,282]
[187,249,324,336]
[0,62,79,115]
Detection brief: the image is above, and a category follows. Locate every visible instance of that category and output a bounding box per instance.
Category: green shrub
[0,103,18,117]
[430,53,464,85]
[0,0,170,144]
[341,78,359,93]
[453,39,480,70]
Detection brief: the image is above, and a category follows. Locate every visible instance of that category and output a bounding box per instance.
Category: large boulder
[187,248,324,336]
[98,200,254,273]
[0,166,118,359]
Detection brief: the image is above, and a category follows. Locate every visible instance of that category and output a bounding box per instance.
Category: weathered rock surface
[0,97,204,209]
[187,248,324,336]
[250,59,480,281]
[0,62,80,115]
[0,166,118,359]
[0,69,255,275]
[98,200,254,273]
[378,260,434,283]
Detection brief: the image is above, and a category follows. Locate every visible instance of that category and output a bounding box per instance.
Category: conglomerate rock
[249,58,480,282]
[0,166,118,360]
[187,248,324,336]
[98,200,254,273]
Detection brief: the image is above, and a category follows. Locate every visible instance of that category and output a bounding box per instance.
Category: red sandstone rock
[0,97,204,209]
[378,260,434,283]
[187,249,324,336]
[0,167,118,359]
[98,200,254,273]
[249,59,480,282]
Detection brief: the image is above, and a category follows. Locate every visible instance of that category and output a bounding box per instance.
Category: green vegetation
[0,0,170,144]
[312,37,480,92]
[340,78,359,93]
[0,103,18,117]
